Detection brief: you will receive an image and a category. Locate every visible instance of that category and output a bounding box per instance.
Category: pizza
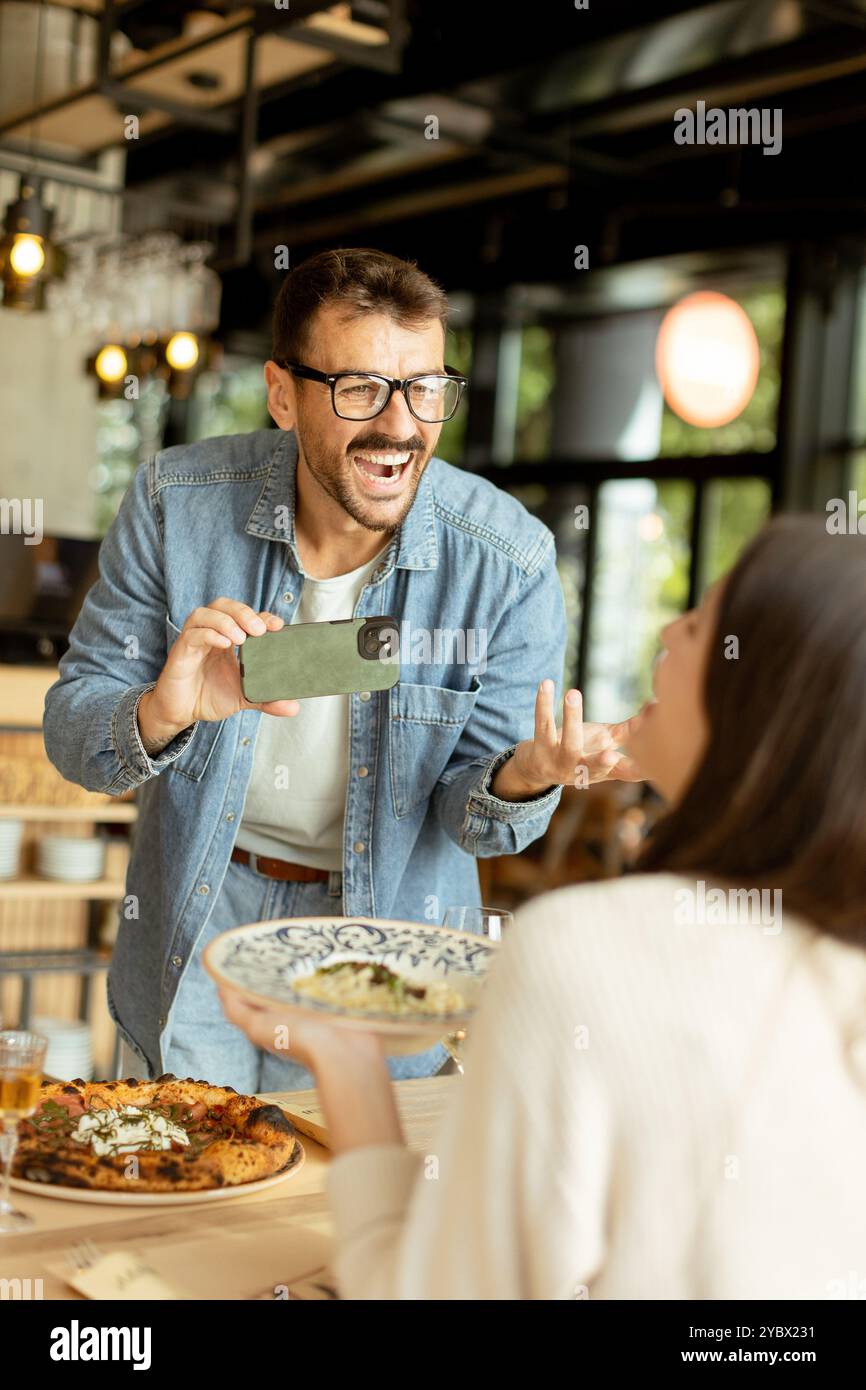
[14,1074,298,1193]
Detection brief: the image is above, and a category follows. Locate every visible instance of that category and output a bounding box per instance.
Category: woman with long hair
[221,515,866,1299]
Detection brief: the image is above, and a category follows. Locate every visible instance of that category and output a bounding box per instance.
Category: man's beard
[297,424,430,533]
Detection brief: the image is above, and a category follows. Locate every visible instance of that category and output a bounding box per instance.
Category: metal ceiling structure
[1,0,861,683]
[2,0,866,322]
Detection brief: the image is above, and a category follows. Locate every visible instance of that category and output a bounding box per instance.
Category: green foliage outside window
[514,326,555,460]
[190,363,271,440]
[631,479,692,715]
[436,326,473,464]
[94,380,168,536]
[700,477,773,591]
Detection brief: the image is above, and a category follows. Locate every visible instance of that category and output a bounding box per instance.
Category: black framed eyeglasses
[279,359,469,423]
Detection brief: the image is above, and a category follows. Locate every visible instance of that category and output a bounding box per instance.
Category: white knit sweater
[326,872,866,1299]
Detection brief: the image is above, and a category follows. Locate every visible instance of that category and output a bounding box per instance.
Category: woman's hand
[218,987,403,1151]
[491,683,644,800]
[218,986,380,1072]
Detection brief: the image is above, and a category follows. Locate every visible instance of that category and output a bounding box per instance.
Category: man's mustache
[347,434,426,454]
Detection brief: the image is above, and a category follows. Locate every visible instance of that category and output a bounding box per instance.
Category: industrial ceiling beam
[801,0,866,27]
[247,162,568,257]
[567,33,866,141]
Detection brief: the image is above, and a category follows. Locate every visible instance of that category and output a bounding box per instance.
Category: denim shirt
[43,428,567,1074]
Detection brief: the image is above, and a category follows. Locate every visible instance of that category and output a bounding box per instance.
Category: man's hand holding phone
[138,598,300,756]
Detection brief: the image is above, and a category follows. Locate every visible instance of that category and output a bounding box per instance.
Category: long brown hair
[638,514,866,938]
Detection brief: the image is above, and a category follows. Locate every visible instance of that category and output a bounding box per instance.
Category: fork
[64,1237,102,1273]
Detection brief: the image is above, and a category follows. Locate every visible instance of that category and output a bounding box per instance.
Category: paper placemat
[47,1223,336,1301]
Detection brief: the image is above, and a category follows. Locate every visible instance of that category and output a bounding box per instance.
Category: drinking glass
[0,1030,48,1233]
[440,906,513,1072]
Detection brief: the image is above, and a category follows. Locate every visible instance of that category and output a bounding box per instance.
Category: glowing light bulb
[95,345,128,383]
[166,332,199,370]
[655,292,760,428]
[9,234,45,277]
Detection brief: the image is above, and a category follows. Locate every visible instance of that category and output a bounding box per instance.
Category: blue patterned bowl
[203,916,498,1053]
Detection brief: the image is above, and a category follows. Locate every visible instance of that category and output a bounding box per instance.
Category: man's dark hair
[271,247,449,364]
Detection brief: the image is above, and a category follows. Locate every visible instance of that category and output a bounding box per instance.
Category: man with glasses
[44,248,637,1091]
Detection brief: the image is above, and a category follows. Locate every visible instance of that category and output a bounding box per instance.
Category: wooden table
[0,1076,456,1300]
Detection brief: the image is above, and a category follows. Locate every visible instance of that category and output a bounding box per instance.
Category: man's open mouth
[352,449,414,490]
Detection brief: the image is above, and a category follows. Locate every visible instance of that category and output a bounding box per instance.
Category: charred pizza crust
[14,1073,297,1193]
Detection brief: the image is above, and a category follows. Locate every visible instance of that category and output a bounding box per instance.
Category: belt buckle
[248,852,262,877]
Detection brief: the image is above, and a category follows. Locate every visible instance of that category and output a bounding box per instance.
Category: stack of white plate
[0,819,23,879]
[36,835,105,882]
[32,1017,94,1082]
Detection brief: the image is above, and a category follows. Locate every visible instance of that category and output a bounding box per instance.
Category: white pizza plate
[204,915,498,1054]
[10,1131,304,1206]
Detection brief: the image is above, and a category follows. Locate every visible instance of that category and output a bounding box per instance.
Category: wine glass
[440,906,514,1072]
[0,1030,48,1233]
[442,906,514,942]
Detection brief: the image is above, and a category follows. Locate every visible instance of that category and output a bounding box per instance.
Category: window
[583,479,691,722]
[507,481,588,697]
[189,360,270,440]
[435,324,473,465]
[698,477,773,593]
[484,275,782,722]
[849,450,866,499]
[94,379,168,536]
[514,326,554,461]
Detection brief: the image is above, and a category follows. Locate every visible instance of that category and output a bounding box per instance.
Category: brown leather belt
[230,847,330,883]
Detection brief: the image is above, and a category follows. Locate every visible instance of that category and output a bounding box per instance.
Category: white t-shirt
[234,545,388,871]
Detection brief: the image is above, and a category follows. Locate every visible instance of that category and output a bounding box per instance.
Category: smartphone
[239,615,400,703]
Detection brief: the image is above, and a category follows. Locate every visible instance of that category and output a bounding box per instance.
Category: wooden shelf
[0,666,59,729]
[0,803,137,822]
[0,877,127,901]
[0,947,111,974]
[0,7,341,156]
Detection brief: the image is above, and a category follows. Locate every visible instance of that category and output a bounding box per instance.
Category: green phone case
[239,616,400,703]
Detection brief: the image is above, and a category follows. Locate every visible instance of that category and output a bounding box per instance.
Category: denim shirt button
[283,592,293,602]
[198,883,210,895]
[241,737,251,747]
[353,841,365,853]
[171,955,182,968]
[359,691,371,702]
[356,766,369,777]
[225,812,235,822]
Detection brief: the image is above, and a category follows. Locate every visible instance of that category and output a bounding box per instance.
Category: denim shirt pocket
[162,614,226,782]
[389,676,482,818]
